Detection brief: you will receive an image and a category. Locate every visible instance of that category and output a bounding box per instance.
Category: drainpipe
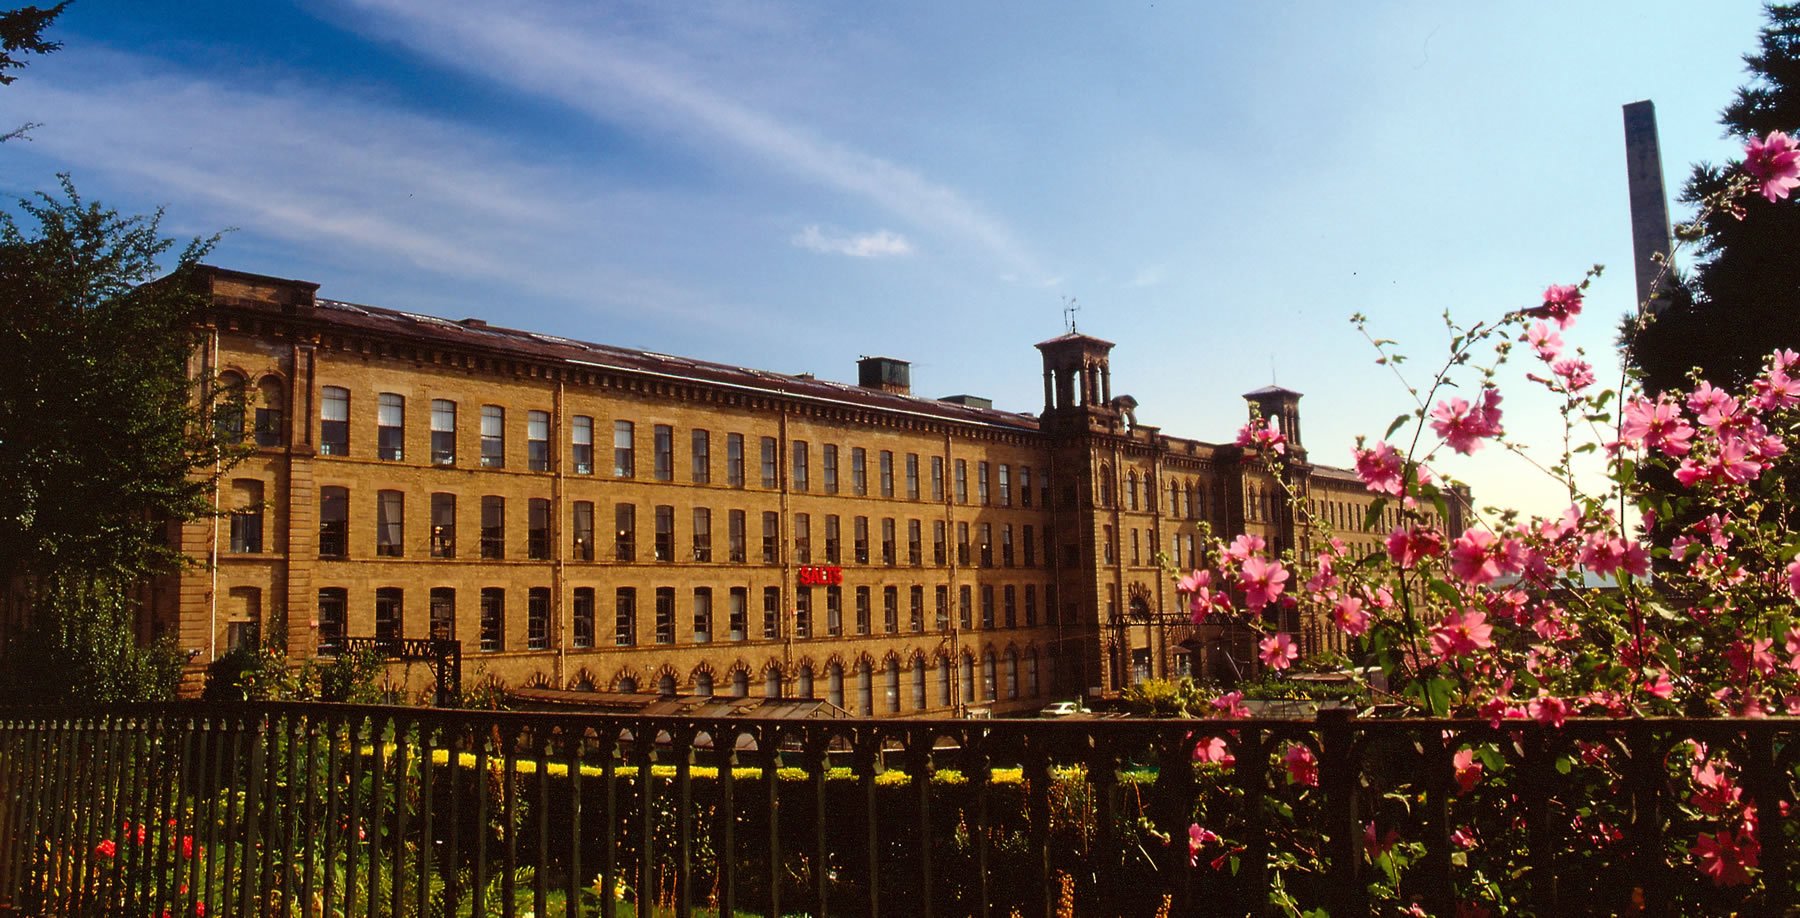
[207,324,220,664]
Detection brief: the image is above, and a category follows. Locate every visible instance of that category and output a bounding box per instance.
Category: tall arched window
[959,654,975,707]
[797,664,814,699]
[912,657,928,710]
[765,666,782,698]
[855,660,873,715]
[254,376,285,447]
[1098,467,1113,508]
[696,671,714,696]
[731,668,750,697]
[1005,649,1019,700]
[617,675,639,693]
[657,672,677,696]
[885,663,901,713]
[215,371,246,440]
[827,663,845,709]
[982,652,998,702]
[937,657,952,708]
[1126,472,1139,511]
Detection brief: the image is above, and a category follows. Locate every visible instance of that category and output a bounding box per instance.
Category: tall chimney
[1623,100,1676,313]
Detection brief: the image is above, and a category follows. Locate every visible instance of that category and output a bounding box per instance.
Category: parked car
[1039,700,1084,718]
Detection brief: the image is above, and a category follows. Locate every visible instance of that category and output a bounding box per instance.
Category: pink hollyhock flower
[1192,736,1236,767]
[1529,695,1570,728]
[1176,569,1209,594]
[1691,763,1742,816]
[1550,358,1595,392]
[1365,822,1400,859]
[1644,670,1674,699]
[1531,283,1584,329]
[1430,610,1496,660]
[1691,830,1758,887]
[1620,395,1695,456]
[1307,554,1338,592]
[1188,823,1220,866]
[1283,743,1318,786]
[1787,559,1800,599]
[1239,556,1289,611]
[1580,533,1650,578]
[1452,748,1482,795]
[1226,533,1265,561]
[1751,359,1800,411]
[1686,382,1737,428]
[1449,530,1505,585]
[1235,417,1287,455]
[1331,595,1370,637]
[1450,826,1478,849]
[1726,637,1778,679]
[1386,524,1444,568]
[1259,632,1299,670]
[1430,391,1505,455]
[1211,691,1250,718]
[1524,321,1562,361]
[1353,441,1407,497]
[1745,130,1800,202]
[1189,584,1231,624]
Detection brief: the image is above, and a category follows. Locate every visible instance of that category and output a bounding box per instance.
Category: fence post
[1318,708,1362,914]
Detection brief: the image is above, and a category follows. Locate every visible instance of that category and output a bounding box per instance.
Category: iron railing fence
[0,703,1796,917]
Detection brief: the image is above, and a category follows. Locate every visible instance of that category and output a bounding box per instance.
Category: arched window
[912,658,928,710]
[797,664,814,699]
[885,664,901,713]
[982,652,998,702]
[1005,649,1019,700]
[657,673,677,696]
[959,655,975,707]
[1170,481,1182,518]
[617,675,639,693]
[1187,483,1200,520]
[254,377,285,447]
[855,660,873,716]
[765,666,782,698]
[827,663,845,709]
[215,371,246,440]
[1027,651,1040,697]
[732,668,750,697]
[696,671,714,696]
[937,657,952,708]
[1098,467,1113,508]
[1126,472,1139,511]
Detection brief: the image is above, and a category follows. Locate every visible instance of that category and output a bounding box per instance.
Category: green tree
[1,2,69,142]
[0,177,234,703]
[1624,3,1800,395]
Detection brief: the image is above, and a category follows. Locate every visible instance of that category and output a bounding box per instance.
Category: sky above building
[0,1,1773,521]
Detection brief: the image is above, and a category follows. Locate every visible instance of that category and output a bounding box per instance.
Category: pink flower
[1386,524,1444,568]
[1449,530,1505,585]
[1259,632,1299,670]
[1691,830,1758,886]
[1176,569,1209,593]
[1620,395,1694,456]
[1353,441,1407,497]
[1579,533,1650,578]
[1452,748,1483,795]
[1550,359,1595,392]
[1691,762,1742,816]
[1365,822,1400,859]
[1283,743,1318,786]
[1226,533,1265,561]
[1192,736,1236,767]
[1235,417,1288,455]
[1430,610,1496,660]
[1530,283,1584,329]
[1430,389,1505,454]
[1331,595,1370,637]
[1524,321,1562,361]
[1188,823,1220,866]
[1644,670,1674,699]
[1787,559,1800,599]
[1745,130,1800,202]
[1528,695,1570,728]
[1211,691,1250,718]
[1239,556,1289,611]
[96,838,117,858]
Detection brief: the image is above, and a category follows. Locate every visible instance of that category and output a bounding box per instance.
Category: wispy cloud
[791,225,913,258]
[341,0,1045,278]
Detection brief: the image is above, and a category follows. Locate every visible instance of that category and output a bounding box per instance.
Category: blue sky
[0,1,1774,518]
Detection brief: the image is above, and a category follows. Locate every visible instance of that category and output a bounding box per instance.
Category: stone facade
[137,266,1464,714]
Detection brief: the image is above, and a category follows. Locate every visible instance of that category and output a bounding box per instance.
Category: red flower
[95,838,117,858]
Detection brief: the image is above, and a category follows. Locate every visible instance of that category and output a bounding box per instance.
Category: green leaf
[1384,415,1410,440]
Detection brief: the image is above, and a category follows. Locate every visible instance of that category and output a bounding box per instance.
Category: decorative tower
[1242,384,1304,461]
[1035,331,1119,433]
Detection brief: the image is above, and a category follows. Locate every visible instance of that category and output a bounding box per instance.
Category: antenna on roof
[1270,354,1277,385]
[1062,296,1080,334]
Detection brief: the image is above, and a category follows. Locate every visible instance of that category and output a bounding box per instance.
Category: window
[615,588,636,646]
[615,503,636,562]
[481,496,505,559]
[728,588,748,640]
[794,513,811,563]
[728,510,747,562]
[938,657,953,707]
[983,652,998,701]
[883,586,899,633]
[906,454,920,500]
[572,416,594,474]
[855,586,871,635]
[726,434,744,487]
[957,522,971,566]
[1025,585,1038,627]
[913,659,928,710]
[319,487,348,557]
[961,655,976,705]
[935,585,949,631]
[1099,469,1113,508]
[959,586,974,630]
[1002,525,1015,567]
[572,501,594,561]
[317,588,346,652]
[691,429,711,483]
[320,387,349,455]
[827,663,845,709]
[431,400,456,465]
[979,523,993,567]
[480,405,505,468]
[955,459,968,504]
[527,411,551,471]
[215,372,246,441]
[826,586,843,636]
[886,665,902,713]
[693,588,713,642]
[654,505,674,562]
[254,378,284,447]
[655,588,675,644]
[431,493,456,558]
[573,588,595,648]
[762,511,779,564]
[824,515,841,564]
[377,393,404,461]
[1104,525,1114,564]
[763,587,780,640]
[1004,585,1017,627]
[1023,526,1035,567]
[229,479,263,553]
[430,588,455,640]
[375,587,403,641]
[613,421,635,477]
[853,516,869,564]
[931,456,945,501]
[1131,530,1141,566]
[907,519,923,565]
[933,521,946,565]
[978,461,990,505]
[760,436,778,488]
[795,587,813,638]
[1000,464,1012,506]
[792,441,809,492]
[823,445,839,493]
[376,489,404,557]
[910,586,925,632]
[851,448,867,495]
[528,498,550,560]
[226,587,260,651]
[682,507,709,562]
[1020,467,1032,507]
[981,586,995,629]
[1028,652,1040,697]
[525,583,543,648]
[879,451,894,497]
[480,588,504,652]
[1006,650,1019,699]
[881,518,897,566]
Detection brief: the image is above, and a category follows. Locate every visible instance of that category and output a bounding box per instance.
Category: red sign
[797,565,843,586]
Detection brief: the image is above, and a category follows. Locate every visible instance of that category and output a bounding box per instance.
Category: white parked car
[1039,701,1083,718]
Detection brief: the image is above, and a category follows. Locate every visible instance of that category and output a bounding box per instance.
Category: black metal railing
[0,704,1796,916]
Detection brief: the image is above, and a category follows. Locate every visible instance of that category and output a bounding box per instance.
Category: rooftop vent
[939,394,992,410]
[857,356,911,395]
[460,318,487,328]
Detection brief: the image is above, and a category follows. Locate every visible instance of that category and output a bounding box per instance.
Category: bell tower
[1242,385,1305,460]
[1035,332,1118,433]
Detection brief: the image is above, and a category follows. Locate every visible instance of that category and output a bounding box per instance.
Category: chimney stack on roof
[857,356,911,396]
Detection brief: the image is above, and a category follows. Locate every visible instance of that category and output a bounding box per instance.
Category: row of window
[588,650,1053,714]
[312,582,1058,652]
[1099,526,1204,570]
[280,486,1059,568]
